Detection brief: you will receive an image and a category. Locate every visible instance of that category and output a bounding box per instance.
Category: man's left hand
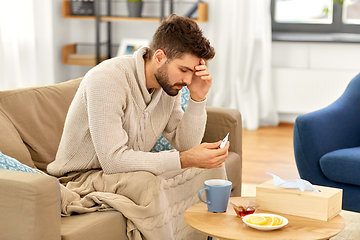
[187,59,212,102]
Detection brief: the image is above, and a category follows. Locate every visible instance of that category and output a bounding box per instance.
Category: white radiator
[273,68,358,119]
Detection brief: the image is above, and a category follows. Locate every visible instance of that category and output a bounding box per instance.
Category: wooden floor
[241,123,300,185]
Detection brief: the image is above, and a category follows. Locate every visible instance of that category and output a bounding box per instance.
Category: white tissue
[266,172,320,192]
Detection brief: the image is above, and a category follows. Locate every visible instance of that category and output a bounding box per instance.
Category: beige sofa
[0,78,242,240]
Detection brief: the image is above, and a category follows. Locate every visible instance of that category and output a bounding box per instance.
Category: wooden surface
[62,44,108,66]
[242,123,300,184]
[184,197,346,240]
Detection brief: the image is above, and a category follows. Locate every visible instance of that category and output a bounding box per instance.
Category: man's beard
[154,62,186,96]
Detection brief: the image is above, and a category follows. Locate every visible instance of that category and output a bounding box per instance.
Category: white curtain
[0,0,55,90]
[205,0,279,130]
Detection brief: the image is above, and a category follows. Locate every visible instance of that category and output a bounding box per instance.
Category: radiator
[273,68,358,115]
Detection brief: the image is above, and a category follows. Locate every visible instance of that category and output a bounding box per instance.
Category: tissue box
[256,180,342,221]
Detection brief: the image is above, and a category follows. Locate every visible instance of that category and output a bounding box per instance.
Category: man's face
[154,53,201,96]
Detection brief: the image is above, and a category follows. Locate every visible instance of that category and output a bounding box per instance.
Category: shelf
[100,16,161,22]
[61,0,208,66]
[62,0,208,22]
[62,44,107,66]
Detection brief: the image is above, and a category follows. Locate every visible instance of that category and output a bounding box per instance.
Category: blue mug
[198,179,232,213]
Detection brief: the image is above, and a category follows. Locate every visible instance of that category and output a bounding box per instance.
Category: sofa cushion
[0,151,39,174]
[320,147,360,186]
[61,211,128,240]
[151,86,190,152]
[0,110,34,168]
[0,78,81,171]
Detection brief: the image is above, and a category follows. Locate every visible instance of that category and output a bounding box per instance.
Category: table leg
[207,237,213,240]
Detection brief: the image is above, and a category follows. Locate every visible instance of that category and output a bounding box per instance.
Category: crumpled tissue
[267,172,320,192]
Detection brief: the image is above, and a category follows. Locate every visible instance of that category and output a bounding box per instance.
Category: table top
[184,197,346,240]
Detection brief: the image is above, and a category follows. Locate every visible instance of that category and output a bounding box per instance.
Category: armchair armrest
[0,170,61,240]
[203,106,242,157]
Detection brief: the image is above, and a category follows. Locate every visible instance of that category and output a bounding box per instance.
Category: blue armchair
[294,72,360,212]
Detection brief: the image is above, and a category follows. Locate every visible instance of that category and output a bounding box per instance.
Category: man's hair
[148,14,215,61]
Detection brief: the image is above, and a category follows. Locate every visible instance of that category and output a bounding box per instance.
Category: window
[271,0,360,35]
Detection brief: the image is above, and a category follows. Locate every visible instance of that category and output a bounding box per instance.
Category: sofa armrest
[0,170,61,240]
[203,106,242,157]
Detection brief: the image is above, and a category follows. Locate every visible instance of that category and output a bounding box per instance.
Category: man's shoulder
[85,56,136,84]
[96,56,135,72]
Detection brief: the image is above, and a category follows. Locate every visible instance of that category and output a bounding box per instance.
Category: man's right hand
[179,141,229,169]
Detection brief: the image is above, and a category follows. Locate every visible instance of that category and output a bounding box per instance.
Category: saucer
[242,213,288,231]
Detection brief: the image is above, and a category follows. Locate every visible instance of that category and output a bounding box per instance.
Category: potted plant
[333,0,344,5]
[127,0,143,18]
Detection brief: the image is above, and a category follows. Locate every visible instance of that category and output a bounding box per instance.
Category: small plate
[242,213,288,231]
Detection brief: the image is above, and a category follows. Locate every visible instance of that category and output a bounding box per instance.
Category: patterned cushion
[151,87,190,152]
[0,151,39,174]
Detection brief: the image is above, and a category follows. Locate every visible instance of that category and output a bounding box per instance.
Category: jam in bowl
[231,202,259,217]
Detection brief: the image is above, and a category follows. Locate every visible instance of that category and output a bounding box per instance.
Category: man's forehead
[172,54,200,69]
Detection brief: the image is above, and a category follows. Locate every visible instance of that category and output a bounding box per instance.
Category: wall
[272,41,360,122]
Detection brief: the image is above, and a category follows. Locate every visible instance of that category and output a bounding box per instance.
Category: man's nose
[183,74,192,85]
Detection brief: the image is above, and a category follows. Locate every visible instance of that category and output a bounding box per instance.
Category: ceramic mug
[198,179,232,213]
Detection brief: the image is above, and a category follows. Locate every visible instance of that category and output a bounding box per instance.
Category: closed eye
[179,65,194,73]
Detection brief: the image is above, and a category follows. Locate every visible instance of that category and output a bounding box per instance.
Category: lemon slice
[264,216,273,226]
[271,216,283,226]
[247,215,267,225]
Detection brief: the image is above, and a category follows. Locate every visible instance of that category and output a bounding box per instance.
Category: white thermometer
[219,133,229,149]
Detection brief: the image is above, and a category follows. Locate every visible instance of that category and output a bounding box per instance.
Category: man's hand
[179,141,229,169]
[187,59,212,102]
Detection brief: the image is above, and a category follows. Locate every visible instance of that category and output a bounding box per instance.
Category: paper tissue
[256,173,342,221]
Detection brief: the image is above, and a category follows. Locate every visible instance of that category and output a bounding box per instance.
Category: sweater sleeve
[162,93,207,152]
[85,68,181,175]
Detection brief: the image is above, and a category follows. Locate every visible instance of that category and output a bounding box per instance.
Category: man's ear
[153,49,167,64]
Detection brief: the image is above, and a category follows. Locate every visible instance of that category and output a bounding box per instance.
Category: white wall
[272,41,360,122]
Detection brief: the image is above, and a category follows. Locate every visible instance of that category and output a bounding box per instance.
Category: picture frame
[117,38,150,57]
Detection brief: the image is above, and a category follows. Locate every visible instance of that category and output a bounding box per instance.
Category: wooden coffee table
[184,197,345,240]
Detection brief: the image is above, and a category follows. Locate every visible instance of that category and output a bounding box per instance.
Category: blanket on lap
[58,166,226,240]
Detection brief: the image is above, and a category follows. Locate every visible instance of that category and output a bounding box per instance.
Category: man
[47,14,229,178]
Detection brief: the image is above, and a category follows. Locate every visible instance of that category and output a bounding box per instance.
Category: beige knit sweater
[47,47,207,177]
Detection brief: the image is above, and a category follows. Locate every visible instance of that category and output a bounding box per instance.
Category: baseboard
[278,113,300,123]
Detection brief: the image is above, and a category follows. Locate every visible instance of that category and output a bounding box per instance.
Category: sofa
[0,77,242,240]
[294,72,360,213]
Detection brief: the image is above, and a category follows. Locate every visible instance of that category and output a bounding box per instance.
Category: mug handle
[198,187,210,204]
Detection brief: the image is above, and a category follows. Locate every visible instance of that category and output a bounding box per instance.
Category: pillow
[151,87,190,152]
[320,147,360,186]
[0,151,40,174]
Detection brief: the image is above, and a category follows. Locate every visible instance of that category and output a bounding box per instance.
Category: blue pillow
[0,151,40,174]
[151,87,190,152]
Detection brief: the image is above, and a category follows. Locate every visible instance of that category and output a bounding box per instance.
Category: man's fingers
[201,141,229,152]
[180,141,229,169]
[208,155,227,169]
[195,70,210,78]
[195,64,207,71]
[201,141,222,149]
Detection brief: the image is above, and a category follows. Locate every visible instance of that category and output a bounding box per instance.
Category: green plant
[127,0,142,2]
[324,0,344,14]
[333,0,344,6]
